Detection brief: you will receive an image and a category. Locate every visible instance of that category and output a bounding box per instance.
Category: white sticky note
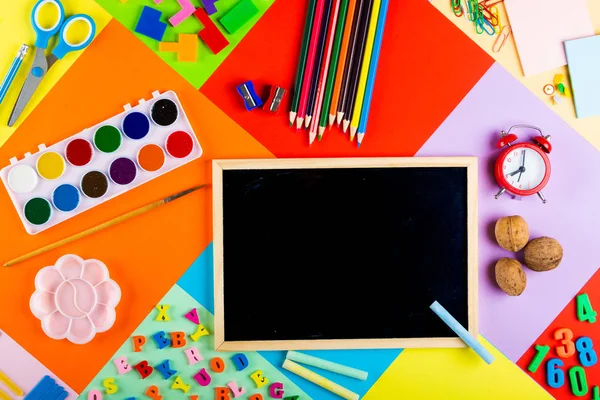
[565,35,600,119]
[504,0,593,76]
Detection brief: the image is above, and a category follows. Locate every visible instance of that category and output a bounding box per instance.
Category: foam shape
[190,324,209,341]
[227,381,246,398]
[232,353,249,371]
[171,376,191,393]
[103,378,117,394]
[185,308,200,324]
[193,8,229,54]
[30,255,121,344]
[145,385,162,400]
[565,35,600,118]
[132,336,146,352]
[156,360,177,380]
[169,0,196,27]
[134,361,153,379]
[576,293,597,323]
[185,347,203,365]
[171,331,187,348]
[88,390,102,399]
[24,376,68,400]
[248,395,263,400]
[215,387,231,400]
[250,370,268,388]
[211,357,225,373]
[269,383,283,398]
[286,351,368,380]
[114,356,131,374]
[193,368,211,386]
[189,396,198,400]
[152,331,170,349]
[159,34,198,63]
[219,0,259,34]
[430,301,494,364]
[503,0,593,76]
[134,6,167,42]
[155,305,170,321]
[201,0,218,15]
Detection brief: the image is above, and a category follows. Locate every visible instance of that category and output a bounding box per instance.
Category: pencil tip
[289,112,296,126]
[350,126,357,141]
[328,114,335,126]
[305,116,312,128]
[342,120,350,133]
[357,132,365,147]
[336,112,344,125]
[296,118,304,129]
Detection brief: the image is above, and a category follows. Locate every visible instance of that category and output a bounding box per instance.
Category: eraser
[219,0,259,34]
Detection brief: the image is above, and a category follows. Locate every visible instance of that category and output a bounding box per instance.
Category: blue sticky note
[134,6,167,42]
[565,35,600,119]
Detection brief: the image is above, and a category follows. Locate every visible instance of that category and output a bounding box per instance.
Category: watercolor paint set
[0,90,202,235]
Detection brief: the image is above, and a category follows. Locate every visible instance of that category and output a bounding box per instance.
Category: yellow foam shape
[0,0,111,150]
[159,34,198,63]
[363,336,552,400]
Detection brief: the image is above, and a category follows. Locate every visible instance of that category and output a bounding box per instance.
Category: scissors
[8,0,96,127]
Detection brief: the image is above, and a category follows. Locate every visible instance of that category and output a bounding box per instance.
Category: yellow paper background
[431,0,600,151]
[364,336,551,400]
[0,0,111,148]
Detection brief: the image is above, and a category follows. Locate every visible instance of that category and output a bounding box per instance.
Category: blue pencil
[356,0,388,147]
[0,44,28,105]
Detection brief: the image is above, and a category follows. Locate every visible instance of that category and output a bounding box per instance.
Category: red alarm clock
[494,124,552,203]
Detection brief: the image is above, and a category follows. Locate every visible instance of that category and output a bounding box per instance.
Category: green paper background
[95,0,275,88]
[80,285,307,399]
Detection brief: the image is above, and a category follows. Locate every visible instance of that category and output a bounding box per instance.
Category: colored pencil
[336,0,366,126]
[3,185,207,267]
[348,0,381,139]
[305,0,333,129]
[342,0,374,135]
[357,0,389,147]
[289,0,318,126]
[295,0,327,129]
[318,0,349,137]
[311,0,342,142]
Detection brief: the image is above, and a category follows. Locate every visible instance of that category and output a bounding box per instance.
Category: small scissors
[8,0,96,127]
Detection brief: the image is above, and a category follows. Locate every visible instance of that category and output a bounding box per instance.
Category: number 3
[554,328,575,358]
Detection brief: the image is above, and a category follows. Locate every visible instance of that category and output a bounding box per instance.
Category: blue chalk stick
[135,6,167,42]
[430,301,494,364]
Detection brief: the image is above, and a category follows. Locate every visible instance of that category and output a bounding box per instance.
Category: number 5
[554,328,575,358]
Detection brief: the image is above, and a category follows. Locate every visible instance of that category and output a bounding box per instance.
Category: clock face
[502,147,547,191]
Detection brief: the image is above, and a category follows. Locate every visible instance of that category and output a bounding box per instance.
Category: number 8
[576,337,598,367]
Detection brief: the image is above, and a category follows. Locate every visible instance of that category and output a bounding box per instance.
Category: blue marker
[430,301,495,364]
[0,44,28,105]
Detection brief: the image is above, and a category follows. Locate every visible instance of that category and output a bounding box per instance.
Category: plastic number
[546,358,565,389]
[554,328,576,358]
[568,366,588,397]
[576,293,597,324]
[528,344,550,373]
[576,337,598,367]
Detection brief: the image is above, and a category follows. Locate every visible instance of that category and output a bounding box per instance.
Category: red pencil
[296,0,327,129]
[311,0,342,143]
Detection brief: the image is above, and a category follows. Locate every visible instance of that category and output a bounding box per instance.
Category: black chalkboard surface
[213,158,478,351]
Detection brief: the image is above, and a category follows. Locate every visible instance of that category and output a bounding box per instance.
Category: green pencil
[318,0,349,140]
[290,0,318,126]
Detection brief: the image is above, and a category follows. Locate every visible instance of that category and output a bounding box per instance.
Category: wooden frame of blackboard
[213,157,478,351]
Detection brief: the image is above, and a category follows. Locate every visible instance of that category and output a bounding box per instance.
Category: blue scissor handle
[31,0,65,49]
[52,14,96,59]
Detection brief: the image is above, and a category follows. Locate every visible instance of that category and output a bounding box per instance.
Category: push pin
[263,86,287,113]
[237,81,262,111]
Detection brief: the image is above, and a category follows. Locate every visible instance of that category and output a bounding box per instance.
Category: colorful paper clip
[263,86,287,113]
[491,6,502,33]
[452,0,463,17]
[493,25,511,53]
[476,16,495,35]
[479,3,498,26]
[236,81,262,111]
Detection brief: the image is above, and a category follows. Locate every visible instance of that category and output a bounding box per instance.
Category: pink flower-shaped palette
[30,255,121,344]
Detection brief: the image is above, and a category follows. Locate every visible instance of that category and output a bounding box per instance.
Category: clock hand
[518,150,526,182]
[507,169,521,177]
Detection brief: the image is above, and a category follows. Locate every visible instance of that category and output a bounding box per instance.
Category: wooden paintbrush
[3,185,207,267]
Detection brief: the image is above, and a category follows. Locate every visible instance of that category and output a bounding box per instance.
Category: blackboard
[213,158,478,351]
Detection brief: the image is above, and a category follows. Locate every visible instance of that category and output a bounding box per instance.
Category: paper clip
[483,0,503,6]
[467,0,478,21]
[491,6,501,33]
[452,0,463,17]
[493,25,511,53]
[479,3,498,26]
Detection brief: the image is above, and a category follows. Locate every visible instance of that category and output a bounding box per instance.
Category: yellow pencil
[349,0,381,140]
